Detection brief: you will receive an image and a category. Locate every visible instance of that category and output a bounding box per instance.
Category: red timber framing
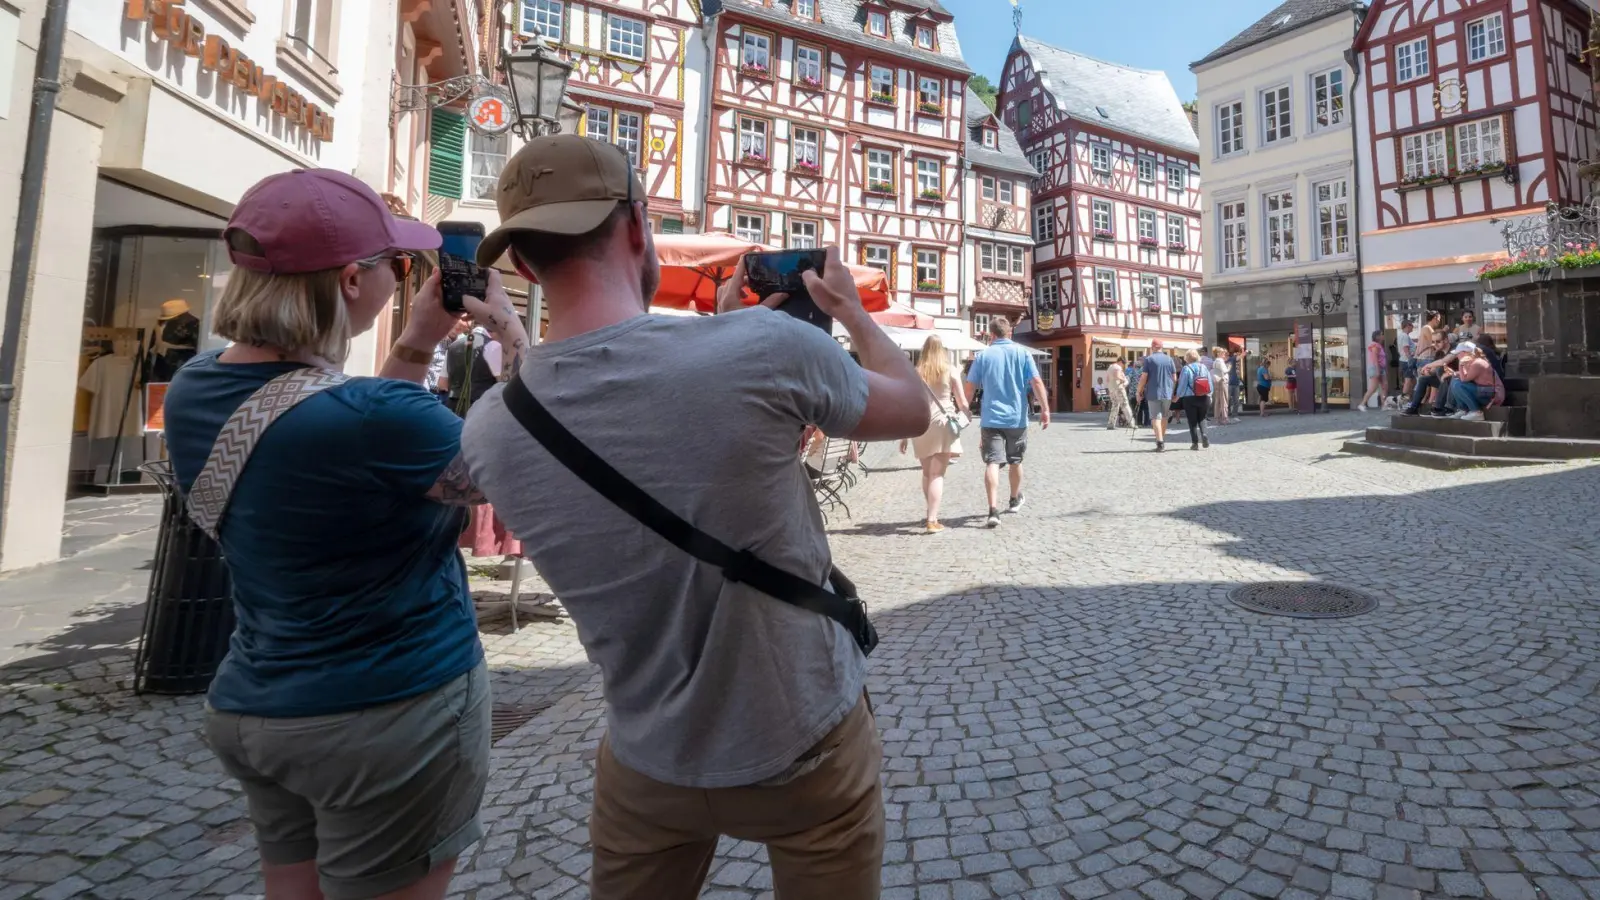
[551,0,698,224]
[996,44,1204,349]
[703,4,969,317]
[1354,0,1596,230]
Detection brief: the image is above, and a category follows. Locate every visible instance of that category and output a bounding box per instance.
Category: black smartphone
[437,221,490,314]
[745,249,831,333]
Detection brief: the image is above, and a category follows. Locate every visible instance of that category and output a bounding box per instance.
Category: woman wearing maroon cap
[163,169,528,900]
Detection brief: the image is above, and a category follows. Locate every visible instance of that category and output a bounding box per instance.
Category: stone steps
[1362,427,1600,460]
[1340,440,1555,470]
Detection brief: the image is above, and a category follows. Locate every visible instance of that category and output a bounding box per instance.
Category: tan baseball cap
[477,134,647,267]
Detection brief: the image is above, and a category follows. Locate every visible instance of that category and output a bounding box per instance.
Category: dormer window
[794,0,815,17]
[982,128,997,149]
[867,10,888,37]
[916,26,935,50]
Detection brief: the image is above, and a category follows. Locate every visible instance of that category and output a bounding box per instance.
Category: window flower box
[1096,300,1120,310]
[869,91,896,105]
[791,160,821,176]
[1166,241,1187,251]
[866,181,896,196]
[918,189,943,202]
[918,101,942,115]
[796,74,823,90]
[1137,236,1159,248]
[916,281,941,293]
[1093,228,1115,240]
[1145,302,1162,313]
[740,62,772,79]
[738,152,770,168]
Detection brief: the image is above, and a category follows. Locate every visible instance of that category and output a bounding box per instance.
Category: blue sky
[943,0,1286,102]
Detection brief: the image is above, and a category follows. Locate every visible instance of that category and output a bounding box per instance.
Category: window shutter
[428,111,467,199]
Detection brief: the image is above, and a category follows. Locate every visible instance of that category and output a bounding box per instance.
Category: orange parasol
[651,233,889,313]
[871,300,934,330]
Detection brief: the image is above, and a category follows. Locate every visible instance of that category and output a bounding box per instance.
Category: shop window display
[75,231,233,485]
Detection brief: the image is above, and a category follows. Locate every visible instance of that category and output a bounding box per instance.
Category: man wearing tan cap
[461,135,929,898]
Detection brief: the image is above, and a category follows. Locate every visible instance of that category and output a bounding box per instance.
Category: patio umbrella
[651,233,889,313]
[871,301,934,330]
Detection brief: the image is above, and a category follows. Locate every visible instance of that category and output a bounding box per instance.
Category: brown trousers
[589,695,884,900]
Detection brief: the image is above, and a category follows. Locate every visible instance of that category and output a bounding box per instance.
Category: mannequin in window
[151,298,200,382]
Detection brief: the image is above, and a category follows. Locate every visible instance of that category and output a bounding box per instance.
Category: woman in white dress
[900,334,971,533]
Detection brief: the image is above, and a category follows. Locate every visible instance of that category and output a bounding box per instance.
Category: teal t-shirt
[966,339,1039,429]
[164,352,482,717]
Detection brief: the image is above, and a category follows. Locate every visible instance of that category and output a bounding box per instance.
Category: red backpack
[1190,363,1212,396]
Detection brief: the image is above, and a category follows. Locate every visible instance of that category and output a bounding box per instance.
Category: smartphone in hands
[437,221,491,315]
[744,249,832,333]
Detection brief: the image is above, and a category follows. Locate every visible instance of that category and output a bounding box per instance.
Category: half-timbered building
[702,0,973,331]
[999,36,1205,413]
[1354,0,1597,353]
[519,0,709,233]
[962,86,1041,343]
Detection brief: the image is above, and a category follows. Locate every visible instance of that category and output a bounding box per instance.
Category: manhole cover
[1228,582,1379,619]
[491,703,551,744]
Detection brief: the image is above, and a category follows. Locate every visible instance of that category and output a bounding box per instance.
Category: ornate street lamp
[1299,273,1347,413]
[503,39,576,138]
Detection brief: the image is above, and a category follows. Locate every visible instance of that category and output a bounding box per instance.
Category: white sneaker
[1451,410,1470,419]
[1461,410,1485,421]
[1357,405,1367,413]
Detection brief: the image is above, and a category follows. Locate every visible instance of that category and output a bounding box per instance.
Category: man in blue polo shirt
[1137,339,1178,452]
[965,317,1050,528]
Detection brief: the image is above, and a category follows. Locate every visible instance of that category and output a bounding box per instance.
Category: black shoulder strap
[501,375,877,655]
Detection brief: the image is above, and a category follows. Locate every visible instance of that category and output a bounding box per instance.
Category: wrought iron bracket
[392,73,495,115]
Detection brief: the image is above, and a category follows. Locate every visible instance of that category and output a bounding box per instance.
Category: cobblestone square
[2,414,1598,899]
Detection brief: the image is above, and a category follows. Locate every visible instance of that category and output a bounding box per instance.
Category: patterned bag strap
[186,368,350,540]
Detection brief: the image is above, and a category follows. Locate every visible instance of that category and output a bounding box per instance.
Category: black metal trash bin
[134,461,236,695]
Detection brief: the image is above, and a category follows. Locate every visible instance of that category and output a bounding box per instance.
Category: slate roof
[1013,35,1200,155]
[1191,0,1364,69]
[704,0,972,75]
[963,86,1039,178]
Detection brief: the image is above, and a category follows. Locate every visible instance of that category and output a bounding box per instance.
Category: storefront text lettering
[124,0,336,142]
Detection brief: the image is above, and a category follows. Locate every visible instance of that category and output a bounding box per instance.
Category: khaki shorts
[204,660,491,900]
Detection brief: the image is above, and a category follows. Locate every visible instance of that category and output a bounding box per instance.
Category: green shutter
[661,217,684,234]
[428,111,467,199]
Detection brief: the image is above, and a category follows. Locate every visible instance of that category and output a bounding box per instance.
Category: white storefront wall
[0,0,392,570]
[1195,13,1361,313]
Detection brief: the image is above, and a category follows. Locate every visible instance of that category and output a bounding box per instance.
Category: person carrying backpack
[1176,348,1212,450]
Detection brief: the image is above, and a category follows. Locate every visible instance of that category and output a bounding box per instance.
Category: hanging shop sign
[468,94,514,136]
[124,0,337,142]
[1092,345,1122,364]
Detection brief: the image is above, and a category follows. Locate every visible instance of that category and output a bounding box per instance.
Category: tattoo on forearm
[503,337,526,380]
[426,453,486,506]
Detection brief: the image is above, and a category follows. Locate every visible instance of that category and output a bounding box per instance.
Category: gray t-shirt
[461,309,870,788]
[1141,353,1177,401]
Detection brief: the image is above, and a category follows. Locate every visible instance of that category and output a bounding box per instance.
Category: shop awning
[1090,336,1202,351]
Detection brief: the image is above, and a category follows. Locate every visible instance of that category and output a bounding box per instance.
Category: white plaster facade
[0,0,394,570]
[1193,7,1363,354]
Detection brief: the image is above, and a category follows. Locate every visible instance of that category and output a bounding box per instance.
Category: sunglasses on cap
[357,251,415,281]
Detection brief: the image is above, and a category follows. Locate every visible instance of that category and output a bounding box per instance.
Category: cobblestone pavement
[2,413,1598,900]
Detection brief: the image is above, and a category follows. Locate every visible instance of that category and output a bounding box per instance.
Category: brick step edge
[1341,441,1557,470]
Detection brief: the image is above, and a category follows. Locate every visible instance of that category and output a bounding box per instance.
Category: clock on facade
[1433,78,1467,115]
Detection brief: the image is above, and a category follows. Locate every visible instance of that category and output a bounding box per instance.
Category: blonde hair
[1211,345,1226,357]
[1184,349,1201,363]
[917,334,950,387]
[212,234,353,364]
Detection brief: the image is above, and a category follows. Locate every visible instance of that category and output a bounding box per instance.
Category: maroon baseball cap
[224,169,441,274]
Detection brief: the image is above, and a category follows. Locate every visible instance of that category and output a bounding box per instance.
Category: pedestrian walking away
[1137,339,1177,451]
[1358,330,1387,412]
[162,169,527,900]
[1176,349,1212,451]
[900,333,971,533]
[459,135,931,900]
[964,317,1050,528]
[1104,357,1133,430]
[1255,359,1272,417]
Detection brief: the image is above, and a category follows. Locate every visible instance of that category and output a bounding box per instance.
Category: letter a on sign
[468,95,513,136]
